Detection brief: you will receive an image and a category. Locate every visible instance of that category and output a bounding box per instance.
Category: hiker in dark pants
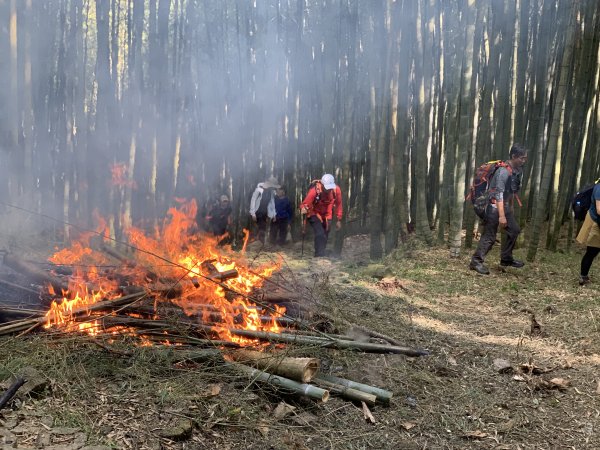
[249,176,279,244]
[299,174,343,257]
[272,187,293,245]
[576,183,600,285]
[470,144,528,275]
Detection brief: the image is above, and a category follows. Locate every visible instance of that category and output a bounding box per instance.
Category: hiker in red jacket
[299,174,343,257]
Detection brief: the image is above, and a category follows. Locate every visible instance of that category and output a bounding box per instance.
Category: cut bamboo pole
[212,328,429,356]
[311,378,377,406]
[0,291,149,336]
[313,373,392,405]
[0,318,41,336]
[119,321,427,356]
[126,331,242,348]
[229,349,319,383]
[229,362,329,402]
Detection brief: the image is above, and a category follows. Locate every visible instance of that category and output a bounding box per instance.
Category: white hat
[262,176,280,189]
[220,195,229,202]
[321,174,336,190]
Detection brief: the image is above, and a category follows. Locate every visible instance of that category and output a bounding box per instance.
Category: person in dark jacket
[469,144,528,275]
[272,187,293,245]
[207,195,232,237]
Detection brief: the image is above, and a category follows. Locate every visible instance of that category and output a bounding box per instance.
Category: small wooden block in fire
[196,259,239,284]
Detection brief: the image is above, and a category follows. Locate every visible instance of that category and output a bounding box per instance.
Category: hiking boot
[579,275,591,286]
[500,259,525,268]
[469,262,490,275]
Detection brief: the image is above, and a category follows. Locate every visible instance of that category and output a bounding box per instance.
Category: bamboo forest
[1,1,600,449]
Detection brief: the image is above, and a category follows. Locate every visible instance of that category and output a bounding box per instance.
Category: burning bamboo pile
[0,200,428,407]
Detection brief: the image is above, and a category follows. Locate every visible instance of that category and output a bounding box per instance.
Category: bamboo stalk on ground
[229,362,329,402]
[215,328,429,356]
[0,318,41,336]
[310,378,377,406]
[0,291,150,336]
[313,373,393,405]
[57,317,427,356]
[114,304,296,328]
[127,331,242,348]
[228,349,319,383]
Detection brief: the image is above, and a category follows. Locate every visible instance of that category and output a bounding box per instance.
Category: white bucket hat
[321,174,336,190]
[262,176,280,189]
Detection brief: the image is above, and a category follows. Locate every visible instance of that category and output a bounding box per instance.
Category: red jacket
[300,185,343,221]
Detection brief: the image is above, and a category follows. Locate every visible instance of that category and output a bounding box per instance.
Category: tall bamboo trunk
[448,0,476,257]
[414,1,433,244]
[527,0,576,261]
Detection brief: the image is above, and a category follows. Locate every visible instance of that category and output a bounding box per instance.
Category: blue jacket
[275,196,293,222]
[590,184,600,224]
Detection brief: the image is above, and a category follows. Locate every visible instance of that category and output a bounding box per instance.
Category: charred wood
[0,377,26,410]
[3,253,69,293]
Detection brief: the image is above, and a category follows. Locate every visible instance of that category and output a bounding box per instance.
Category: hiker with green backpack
[469,144,528,275]
[575,181,600,285]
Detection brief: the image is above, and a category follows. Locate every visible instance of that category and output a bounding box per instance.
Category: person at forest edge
[206,195,232,237]
[576,183,600,285]
[469,144,528,275]
[299,174,343,257]
[272,187,293,245]
[249,176,279,244]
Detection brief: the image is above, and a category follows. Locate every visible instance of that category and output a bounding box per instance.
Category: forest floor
[1,231,600,449]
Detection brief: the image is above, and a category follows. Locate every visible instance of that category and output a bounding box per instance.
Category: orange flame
[110,162,136,189]
[44,199,285,345]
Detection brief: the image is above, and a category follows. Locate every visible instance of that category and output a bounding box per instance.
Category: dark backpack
[572,181,599,221]
[256,187,273,215]
[468,161,511,219]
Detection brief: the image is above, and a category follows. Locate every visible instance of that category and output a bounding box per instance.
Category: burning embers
[43,199,285,345]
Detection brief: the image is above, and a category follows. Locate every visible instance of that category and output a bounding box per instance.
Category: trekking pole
[301,212,307,256]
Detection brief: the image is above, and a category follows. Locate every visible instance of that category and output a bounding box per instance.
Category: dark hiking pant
[256,213,269,244]
[471,205,520,265]
[272,220,288,245]
[581,246,600,276]
[309,216,330,257]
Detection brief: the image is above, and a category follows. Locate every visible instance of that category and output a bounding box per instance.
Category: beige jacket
[576,212,600,248]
